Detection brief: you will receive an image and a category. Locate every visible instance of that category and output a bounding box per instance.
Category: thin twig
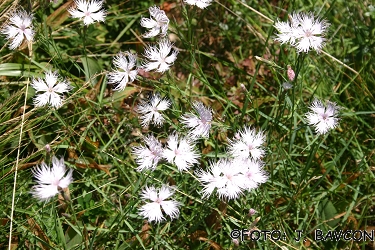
[8,40,32,250]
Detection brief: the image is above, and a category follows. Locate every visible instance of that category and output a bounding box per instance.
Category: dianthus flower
[31,156,73,201]
[305,98,340,135]
[180,101,213,138]
[68,0,106,26]
[31,71,72,109]
[140,6,169,38]
[139,186,180,223]
[107,51,138,91]
[142,39,179,73]
[136,93,171,127]
[1,9,34,50]
[274,12,329,53]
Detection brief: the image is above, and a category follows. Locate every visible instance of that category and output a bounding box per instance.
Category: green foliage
[1,0,374,249]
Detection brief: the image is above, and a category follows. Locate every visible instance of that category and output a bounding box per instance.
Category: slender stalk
[8,41,32,250]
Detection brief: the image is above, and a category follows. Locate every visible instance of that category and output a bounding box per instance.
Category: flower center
[19,24,26,32]
[321,113,329,120]
[155,197,162,204]
[246,172,253,178]
[305,30,313,37]
[52,179,60,187]
[85,11,91,17]
[48,87,54,93]
[225,173,233,181]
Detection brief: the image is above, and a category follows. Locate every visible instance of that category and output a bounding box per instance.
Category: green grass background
[1,0,374,249]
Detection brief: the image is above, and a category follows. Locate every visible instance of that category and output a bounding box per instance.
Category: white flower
[31,71,72,109]
[163,134,200,171]
[184,0,213,9]
[294,13,329,53]
[107,51,138,91]
[136,93,171,127]
[228,127,265,160]
[236,158,268,191]
[31,156,73,201]
[68,0,106,26]
[1,9,34,50]
[274,12,329,53]
[274,13,299,45]
[180,101,213,138]
[305,98,340,135]
[142,39,179,73]
[196,159,248,200]
[140,6,169,38]
[132,135,164,171]
[139,186,180,223]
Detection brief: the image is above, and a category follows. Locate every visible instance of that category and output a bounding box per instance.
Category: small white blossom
[184,0,213,9]
[31,156,73,201]
[196,159,248,200]
[68,0,106,26]
[1,9,34,50]
[139,186,180,223]
[236,158,268,191]
[132,135,163,171]
[274,12,329,53]
[163,134,200,171]
[136,93,171,127]
[228,127,265,160]
[140,6,169,38]
[305,98,340,135]
[180,101,213,138]
[142,39,179,73]
[31,71,72,109]
[107,51,138,91]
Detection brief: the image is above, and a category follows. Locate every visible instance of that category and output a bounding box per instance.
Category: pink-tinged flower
[1,9,34,50]
[275,12,329,53]
[136,93,171,127]
[294,13,329,53]
[132,135,164,171]
[142,39,179,73]
[107,51,138,91]
[184,0,213,9]
[139,186,180,223]
[140,6,169,38]
[162,134,200,171]
[68,0,106,26]
[180,101,213,138]
[31,156,73,201]
[235,158,268,191]
[228,127,266,160]
[195,159,248,200]
[305,98,340,135]
[31,71,72,109]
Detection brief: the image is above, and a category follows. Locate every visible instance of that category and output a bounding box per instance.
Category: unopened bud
[248,208,257,216]
[287,65,295,82]
[240,83,247,92]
